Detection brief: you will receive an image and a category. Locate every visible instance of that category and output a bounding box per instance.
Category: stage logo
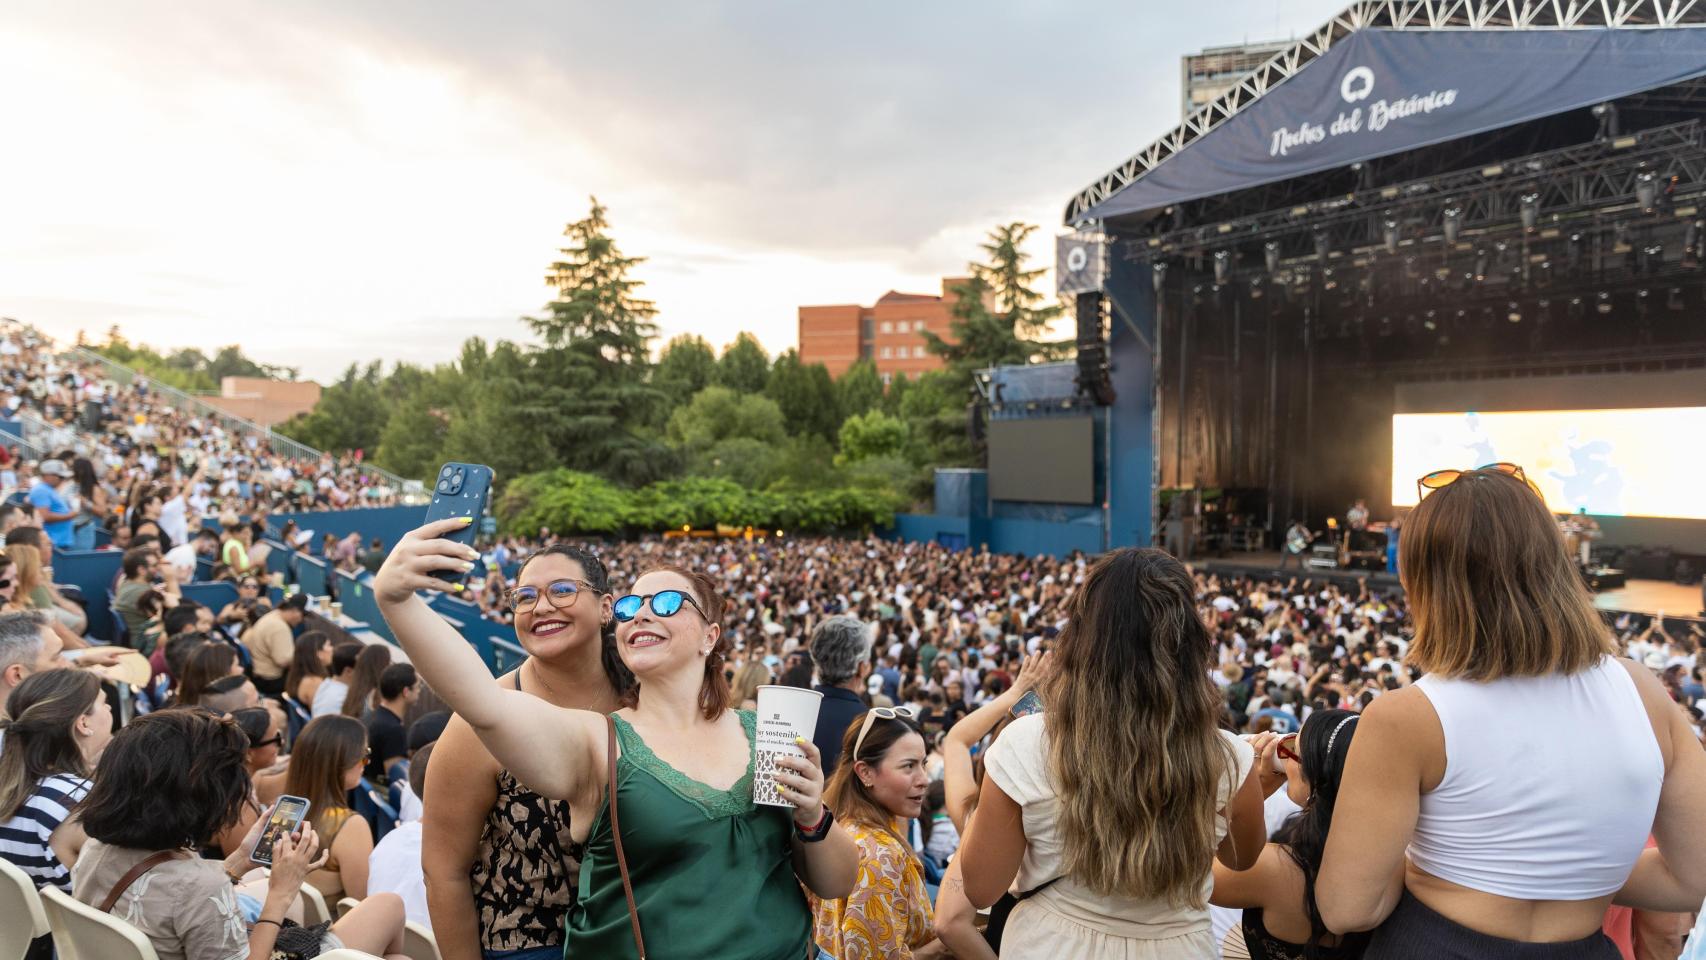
[1340,66,1375,103]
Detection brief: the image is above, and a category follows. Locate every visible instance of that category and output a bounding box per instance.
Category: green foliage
[715,332,770,395]
[766,350,840,442]
[276,362,387,455]
[653,335,717,412]
[91,328,298,393]
[496,469,631,536]
[923,221,1069,390]
[667,386,786,449]
[837,409,909,464]
[835,359,883,421]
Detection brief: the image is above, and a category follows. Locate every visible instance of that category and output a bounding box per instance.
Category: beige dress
[983,715,1254,960]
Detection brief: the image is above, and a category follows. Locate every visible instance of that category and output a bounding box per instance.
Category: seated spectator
[72,708,410,960]
[340,643,392,718]
[219,576,273,629]
[958,547,1265,960]
[363,663,418,784]
[6,534,85,645]
[0,669,109,891]
[811,707,940,958]
[0,610,61,714]
[1210,709,1369,958]
[368,740,434,931]
[312,642,363,718]
[164,526,219,582]
[25,460,76,551]
[177,642,242,708]
[284,630,332,717]
[243,592,307,697]
[286,714,376,902]
[219,515,254,578]
[113,546,178,655]
[392,711,447,824]
[213,706,287,856]
[201,672,261,715]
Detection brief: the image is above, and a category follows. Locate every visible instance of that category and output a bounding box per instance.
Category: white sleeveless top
[1410,655,1663,899]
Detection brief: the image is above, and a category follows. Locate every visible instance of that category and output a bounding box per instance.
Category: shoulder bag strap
[606,714,646,960]
[99,850,185,913]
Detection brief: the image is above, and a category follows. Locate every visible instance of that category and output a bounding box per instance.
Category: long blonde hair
[1044,547,1234,907]
[729,662,769,706]
[6,545,47,602]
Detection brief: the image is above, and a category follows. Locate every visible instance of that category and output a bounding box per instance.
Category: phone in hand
[422,462,493,584]
[250,795,312,866]
[1011,690,1044,718]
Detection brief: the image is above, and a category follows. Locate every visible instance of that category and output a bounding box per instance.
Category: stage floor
[1194,551,1703,618]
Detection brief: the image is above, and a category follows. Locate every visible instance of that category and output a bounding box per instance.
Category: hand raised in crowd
[266,823,329,896]
[372,517,481,605]
[1244,730,1288,798]
[773,736,830,828]
[1013,650,1054,693]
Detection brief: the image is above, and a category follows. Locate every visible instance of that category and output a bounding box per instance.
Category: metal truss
[1063,0,1706,225]
[1124,119,1706,267]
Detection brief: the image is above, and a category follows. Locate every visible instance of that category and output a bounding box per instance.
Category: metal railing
[65,345,424,500]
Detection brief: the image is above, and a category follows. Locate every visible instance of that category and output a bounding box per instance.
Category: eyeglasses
[852,705,919,761]
[1416,462,1538,502]
[508,578,597,613]
[254,734,283,749]
[1276,732,1301,764]
[0,578,15,589]
[612,590,709,623]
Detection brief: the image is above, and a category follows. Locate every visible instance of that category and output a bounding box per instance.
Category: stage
[1193,551,1703,619]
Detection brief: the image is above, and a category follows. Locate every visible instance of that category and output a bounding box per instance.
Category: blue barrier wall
[987,517,1104,557]
[1106,249,1158,550]
[425,593,527,674]
[54,549,123,643]
[266,506,427,557]
[295,555,330,599]
[887,514,970,548]
[333,570,388,641]
[180,582,239,614]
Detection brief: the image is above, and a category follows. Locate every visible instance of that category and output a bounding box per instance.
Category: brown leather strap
[606,714,646,960]
[99,850,186,913]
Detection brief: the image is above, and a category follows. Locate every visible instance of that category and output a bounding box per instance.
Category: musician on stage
[1346,498,1370,532]
[1564,506,1601,568]
[1280,519,1312,569]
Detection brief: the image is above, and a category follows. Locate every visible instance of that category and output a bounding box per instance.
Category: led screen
[1390,407,1706,518]
[988,416,1094,504]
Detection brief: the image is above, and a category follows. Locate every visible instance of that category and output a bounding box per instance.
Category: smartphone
[423,462,494,584]
[251,795,312,866]
[1011,690,1044,718]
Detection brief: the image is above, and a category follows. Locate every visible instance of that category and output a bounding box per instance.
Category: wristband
[254,918,282,929]
[795,805,834,843]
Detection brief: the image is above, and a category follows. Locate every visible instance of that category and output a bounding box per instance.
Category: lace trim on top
[612,710,756,820]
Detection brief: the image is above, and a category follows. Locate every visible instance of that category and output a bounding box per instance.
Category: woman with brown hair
[284,714,374,902]
[377,519,858,959]
[1318,464,1706,957]
[811,707,943,959]
[176,642,241,708]
[340,643,391,717]
[285,631,333,711]
[0,669,110,892]
[957,547,1266,959]
[729,660,770,712]
[6,542,84,648]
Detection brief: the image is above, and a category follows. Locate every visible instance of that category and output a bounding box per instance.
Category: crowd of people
[3,463,1706,959]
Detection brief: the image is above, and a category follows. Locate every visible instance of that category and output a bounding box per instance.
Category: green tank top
[567,710,811,960]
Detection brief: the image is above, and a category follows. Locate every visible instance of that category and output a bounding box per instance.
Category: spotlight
[1568,296,1585,320]
[1152,261,1168,292]
[1507,301,1522,323]
[1593,101,1619,140]
[1442,204,1462,244]
[1567,232,1584,271]
[1474,248,1489,281]
[1537,298,1552,324]
[1423,309,1437,331]
[1596,291,1613,315]
[1264,241,1280,274]
[1637,172,1658,211]
[1685,220,1702,269]
[1249,277,1264,299]
[1322,267,1338,290]
[1520,193,1540,231]
[1315,231,1331,262]
[1214,250,1231,285]
[1192,283,1205,305]
[1614,222,1632,253]
[1669,287,1684,311]
[1641,243,1664,274]
[1383,219,1400,254]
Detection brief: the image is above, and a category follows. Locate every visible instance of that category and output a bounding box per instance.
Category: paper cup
[753,685,823,808]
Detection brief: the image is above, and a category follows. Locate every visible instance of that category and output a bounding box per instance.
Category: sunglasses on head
[852,705,919,760]
[1276,732,1301,764]
[612,590,709,623]
[1416,462,1540,502]
[508,578,597,613]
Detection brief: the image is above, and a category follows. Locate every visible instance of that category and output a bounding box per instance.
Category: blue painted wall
[987,517,1104,557]
[1105,250,1158,549]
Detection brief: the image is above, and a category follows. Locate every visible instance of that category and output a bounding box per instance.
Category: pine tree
[922,221,1068,388]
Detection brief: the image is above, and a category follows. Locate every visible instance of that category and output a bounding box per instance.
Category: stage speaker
[1074,292,1116,406]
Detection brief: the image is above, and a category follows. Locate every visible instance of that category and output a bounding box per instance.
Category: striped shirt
[0,773,91,891]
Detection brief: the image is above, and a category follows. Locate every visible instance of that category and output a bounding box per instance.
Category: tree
[923,221,1068,388]
[835,360,883,423]
[716,332,771,395]
[653,335,717,411]
[667,386,787,452]
[837,410,909,464]
[765,350,841,442]
[522,198,667,483]
[276,362,387,455]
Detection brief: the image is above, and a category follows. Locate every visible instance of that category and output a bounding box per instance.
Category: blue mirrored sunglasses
[612,590,708,623]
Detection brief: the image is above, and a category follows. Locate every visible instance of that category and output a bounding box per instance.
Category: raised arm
[374,519,602,801]
[943,652,1050,831]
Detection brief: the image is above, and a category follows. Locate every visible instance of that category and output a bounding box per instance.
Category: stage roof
[1066,0,1706,226]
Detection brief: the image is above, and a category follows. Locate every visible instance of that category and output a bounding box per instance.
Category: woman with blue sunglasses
[377,518,858,960]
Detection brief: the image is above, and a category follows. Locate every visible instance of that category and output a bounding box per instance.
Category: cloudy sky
[0,0,1344,382]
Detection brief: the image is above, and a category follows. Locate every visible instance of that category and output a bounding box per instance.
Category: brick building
[203,376,321,427]
[798,277,971,382]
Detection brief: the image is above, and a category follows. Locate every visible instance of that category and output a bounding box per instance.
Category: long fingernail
[458,516,474,525]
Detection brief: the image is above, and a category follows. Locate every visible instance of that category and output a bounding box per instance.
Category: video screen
[1390,408,1706,519]
[988,416,1094,504]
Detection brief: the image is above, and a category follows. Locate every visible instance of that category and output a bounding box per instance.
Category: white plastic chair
[318,950,386,960]
[0,857,50,960]
[336,896,358,919]
[37,885,159,960]
[299,883,332,926]
[402,920,442,960]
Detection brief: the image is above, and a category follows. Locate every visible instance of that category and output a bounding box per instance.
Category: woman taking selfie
[812,707,942,959]
[1318,465,1706,957]
[422,543,630,960]
[1211,709,1369,959]
[956,547,1265,960]
[379,518,857,959]
[73,708,409,960]
[0,670,110,892]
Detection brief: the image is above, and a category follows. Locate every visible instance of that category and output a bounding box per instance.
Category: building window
[913,320,926,331]
[861,317,874,340]
[880,347,892,359]
[880,321,893,334]
[881,372,893,386]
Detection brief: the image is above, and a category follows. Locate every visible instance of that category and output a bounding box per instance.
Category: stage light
[1213,250,1231,285]
[1597,291,1613,315]
[1423,309,1438,331]
[1151,261,1168,292]
[1593,102,1619,140]
[1322,267,1337,290]
[1685,220,1702,269]
[1669,287,1684,311]
[1506,301,1522,323]
[1568,296,1585,320]
[1383,219,1400,254]
[1191,283,1204,305]
[1567,232,1584,271]
[1264,241,1280,274]
[1249,277,1264,299]
[1637,172,1658,211]
[1613,222,1632,253]
[1520,193,1540,231]
[1442,204,1462,244]
[1537,298,1553,323]
[1637,288,1652,318]
[1640,243,1663,274]
[1403,255,1420,280]
[1314,230,1331,262]
[1474,248,1489,281]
